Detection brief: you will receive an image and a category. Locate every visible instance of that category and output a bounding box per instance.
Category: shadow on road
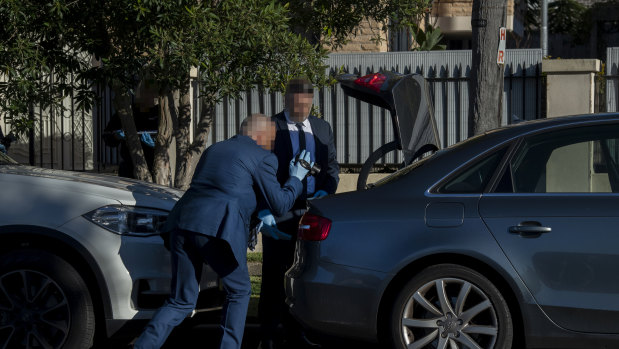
[100,313,380,348]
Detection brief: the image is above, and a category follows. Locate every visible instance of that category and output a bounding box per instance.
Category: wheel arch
[376,253,525,348]
[0,225,112,335]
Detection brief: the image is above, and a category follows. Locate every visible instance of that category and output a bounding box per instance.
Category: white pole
[541,0,548,57]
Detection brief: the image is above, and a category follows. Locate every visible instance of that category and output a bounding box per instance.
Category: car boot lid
[337,71,441,165]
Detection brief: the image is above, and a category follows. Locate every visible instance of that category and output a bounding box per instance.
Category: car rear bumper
[285,243,386,342]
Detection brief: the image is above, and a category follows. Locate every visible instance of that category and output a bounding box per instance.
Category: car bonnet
[0,165,182,208]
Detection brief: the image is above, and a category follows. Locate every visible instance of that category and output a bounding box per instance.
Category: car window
[496,124,619,193]
[439,147,507,193]
[375,131,507,189]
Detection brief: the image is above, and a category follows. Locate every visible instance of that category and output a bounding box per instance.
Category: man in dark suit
[103,80,158,178]
[134,114,313,349]
[259,78,339,348]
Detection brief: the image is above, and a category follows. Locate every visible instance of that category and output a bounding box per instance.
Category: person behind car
[103,80,158,178]
[133,113,313,349]
[258,77,340,349]
[0,124,6,154]
[0,121,16,154]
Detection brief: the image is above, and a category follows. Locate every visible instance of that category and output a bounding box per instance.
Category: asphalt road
[104,314,381,348]
[161,322,381,349]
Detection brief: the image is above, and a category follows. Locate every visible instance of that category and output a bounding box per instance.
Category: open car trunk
[337,71,441,189]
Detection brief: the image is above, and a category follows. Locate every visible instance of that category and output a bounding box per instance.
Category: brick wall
[332,0,523,53]
[331,19,388,53]
[431,0,517,18]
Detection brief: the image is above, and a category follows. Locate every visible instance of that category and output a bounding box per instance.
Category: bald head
[240,114,276,151]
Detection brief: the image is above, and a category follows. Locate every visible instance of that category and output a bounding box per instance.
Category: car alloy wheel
[0,249,95,348]
[389,264,512,349]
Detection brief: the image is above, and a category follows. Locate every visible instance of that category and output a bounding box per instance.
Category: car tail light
[298,213,332,241]
[354,73,387,93]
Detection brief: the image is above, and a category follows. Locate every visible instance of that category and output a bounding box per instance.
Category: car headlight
[83,205,168,236]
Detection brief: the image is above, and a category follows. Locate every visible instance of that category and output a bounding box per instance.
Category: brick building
[333,0,526,53]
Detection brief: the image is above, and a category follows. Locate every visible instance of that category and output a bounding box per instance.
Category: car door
[479,123,619,334]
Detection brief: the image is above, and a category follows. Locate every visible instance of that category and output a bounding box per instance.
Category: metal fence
[207,49,543,166]
[606,47,619,113]
[3,49,543,169]
[1,74,94,170]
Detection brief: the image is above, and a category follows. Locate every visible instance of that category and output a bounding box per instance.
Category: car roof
[478,113,619,143]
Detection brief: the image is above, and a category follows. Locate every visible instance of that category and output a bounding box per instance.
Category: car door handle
[509,221,551,238]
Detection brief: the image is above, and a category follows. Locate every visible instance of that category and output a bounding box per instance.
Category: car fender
[0,225,113,325]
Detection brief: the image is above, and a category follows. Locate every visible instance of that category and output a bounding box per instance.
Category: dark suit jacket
[165,135,303,264]
[272,112,339,211]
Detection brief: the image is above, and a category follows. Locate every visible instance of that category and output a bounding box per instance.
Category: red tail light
[354,73,387,93]
[298,213,332,241]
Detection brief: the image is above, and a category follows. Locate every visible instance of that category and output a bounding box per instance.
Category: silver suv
[0,152,221,348]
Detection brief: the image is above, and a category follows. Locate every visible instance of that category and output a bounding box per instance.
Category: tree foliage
[1,0,328,186]
[1,0,432,187]
[281,0,434,50]
[410,23,446,51]
[522,0,591,47]
[0,0,94,135]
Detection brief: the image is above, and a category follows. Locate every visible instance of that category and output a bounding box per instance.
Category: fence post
[542,59,601,118]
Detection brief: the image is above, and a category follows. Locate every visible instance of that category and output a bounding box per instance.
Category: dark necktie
[295,122,308,195]
[295,123,306,150]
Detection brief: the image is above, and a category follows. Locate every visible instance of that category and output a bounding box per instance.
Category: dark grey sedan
[286,113,619,349]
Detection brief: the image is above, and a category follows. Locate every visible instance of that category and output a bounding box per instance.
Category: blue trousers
[134,229,251,349]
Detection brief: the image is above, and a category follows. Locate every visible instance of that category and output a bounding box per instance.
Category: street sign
[497,27,506,65]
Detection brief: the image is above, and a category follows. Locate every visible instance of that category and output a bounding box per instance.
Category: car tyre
[389,264,512,349]
[0,249,95,348]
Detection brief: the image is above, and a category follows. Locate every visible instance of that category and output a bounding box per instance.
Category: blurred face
[244,117,276,151]
[285,91,313,123]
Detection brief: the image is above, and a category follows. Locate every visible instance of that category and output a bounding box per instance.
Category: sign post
[497,27,506,65]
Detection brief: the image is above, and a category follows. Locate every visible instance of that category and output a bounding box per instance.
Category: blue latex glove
[140,132,155,148]
[257,209,291,240]
[113,130,126,140]
[311,190,328,199]
[289,149,313,181]
[0,144,6,154]
[257,209,276,226]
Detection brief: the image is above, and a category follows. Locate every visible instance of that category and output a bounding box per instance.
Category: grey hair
[239,113,272,135]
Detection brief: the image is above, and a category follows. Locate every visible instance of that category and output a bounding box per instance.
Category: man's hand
[289,149,312,181]
[113,130,126,140]
[140,132,155,148]
[311,190,328,199]
[258,209,291,240]
[258,209,276,226]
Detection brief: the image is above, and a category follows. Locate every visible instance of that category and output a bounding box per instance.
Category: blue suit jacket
[165,135,303,264]
[272,112,339,208]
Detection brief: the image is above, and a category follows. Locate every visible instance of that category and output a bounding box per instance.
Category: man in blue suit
[134,114,313,349]
[258,78,339,348]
